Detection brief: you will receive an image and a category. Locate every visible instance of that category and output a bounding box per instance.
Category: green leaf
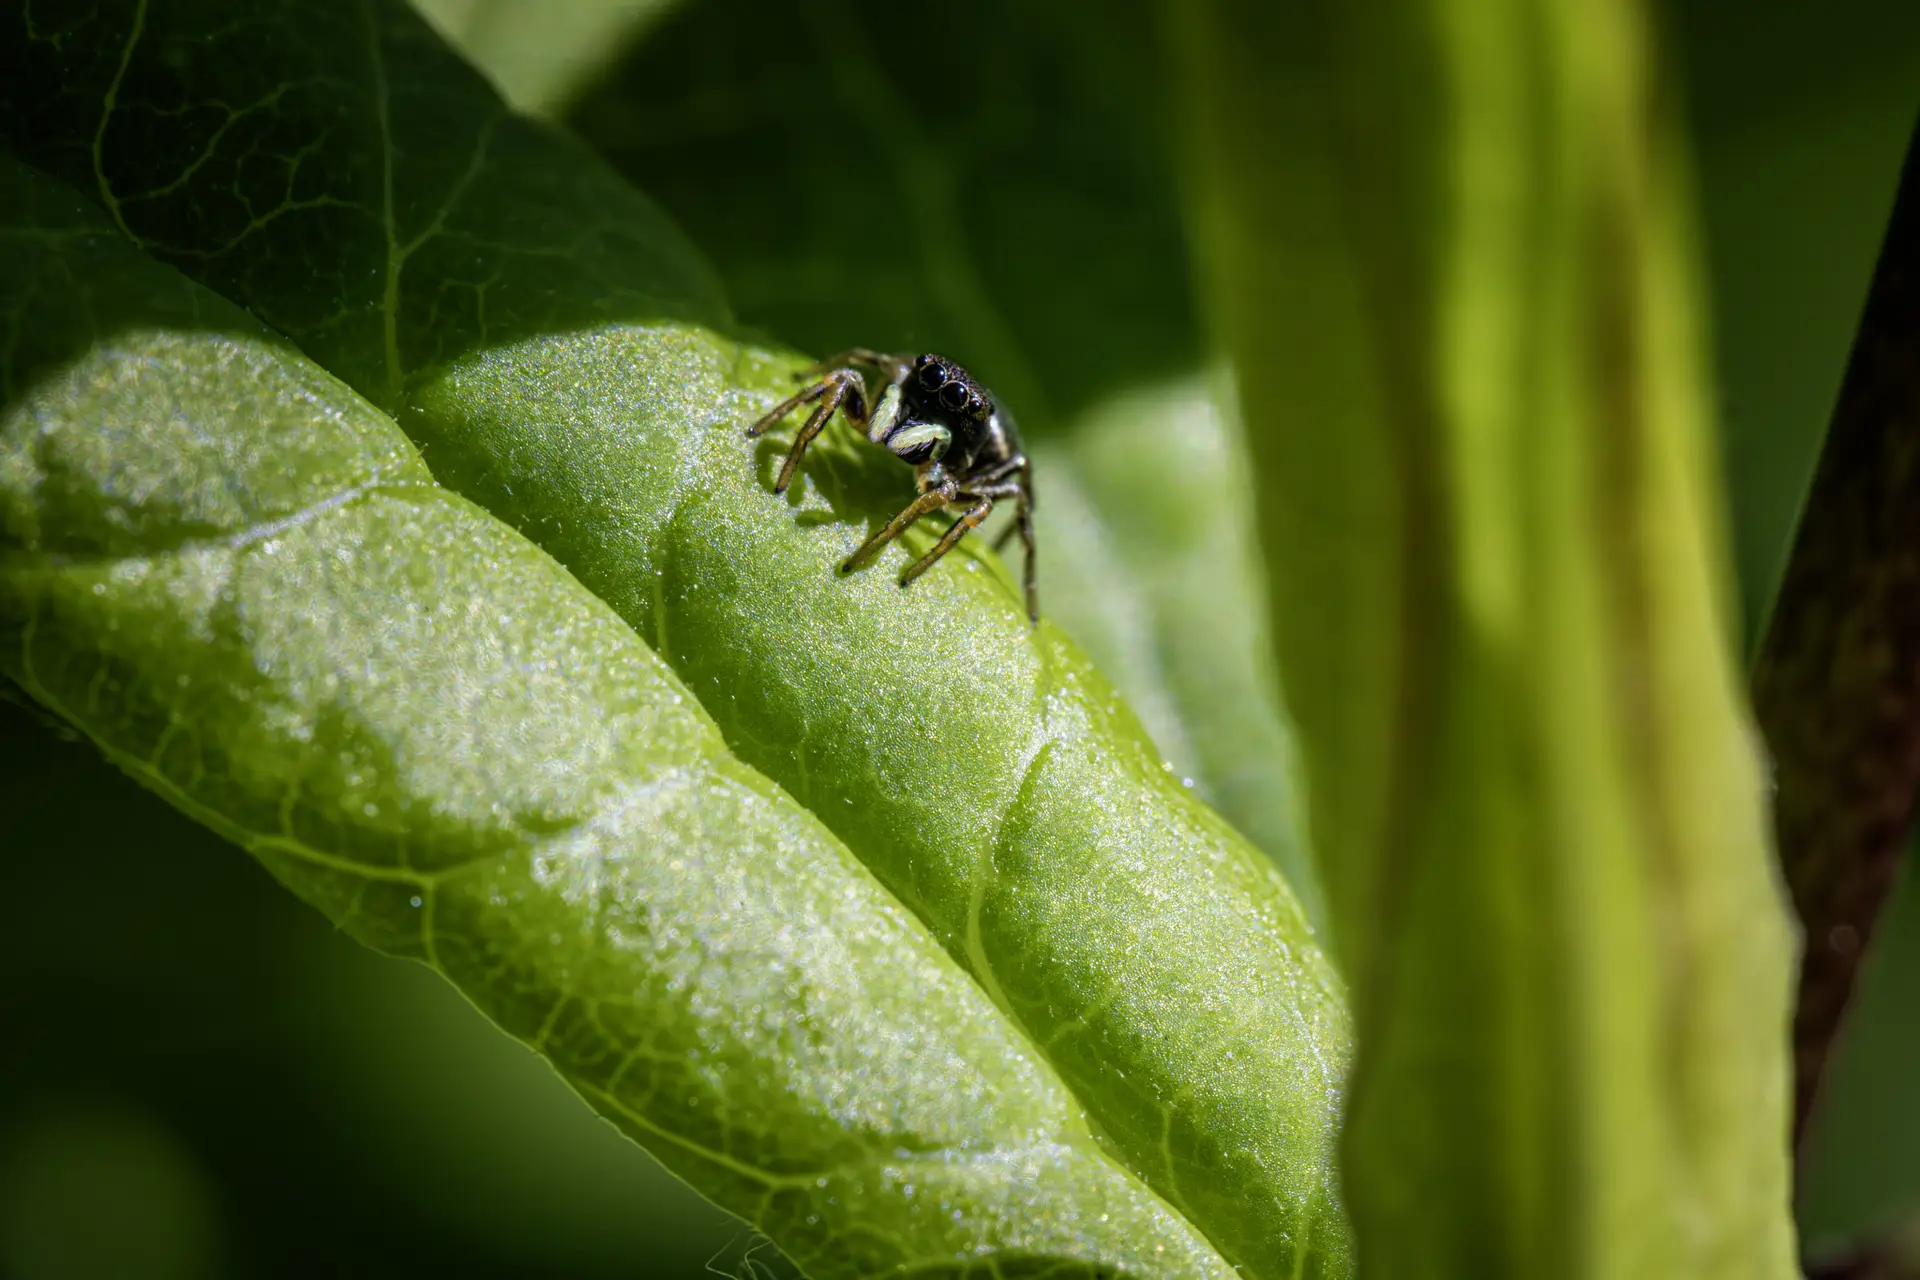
[1,2,1353,1276]
[3,0,728,402]
[1164,0,1797,1275]
[1032,377,1323,932]
[0,155,1238,1280]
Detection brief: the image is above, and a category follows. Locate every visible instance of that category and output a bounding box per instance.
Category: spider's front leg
[798,348,913,388]
[843,463,958,573]
[900,493,996,588]
[746,350,920,493]
[899,472,1036,621]
[747,366,872,494]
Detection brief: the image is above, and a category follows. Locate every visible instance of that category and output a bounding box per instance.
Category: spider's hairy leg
[844,472,958,572]
[748,369,868,494]
[799,348,913,386]
[900,494,995,588]
[746,377,830,438]
[979,457,1037,624]
[777,371,869,494]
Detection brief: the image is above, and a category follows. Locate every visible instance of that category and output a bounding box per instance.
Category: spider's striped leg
[844,473,958,571]
[747,369,868,494]
[798,348,913,387]
[900,494,996,588]
[746,377,830,438]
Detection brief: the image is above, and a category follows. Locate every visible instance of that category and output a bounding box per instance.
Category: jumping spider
[747,349,1037,623]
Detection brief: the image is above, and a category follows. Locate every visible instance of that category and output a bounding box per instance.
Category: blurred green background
[3,0,1918,1274]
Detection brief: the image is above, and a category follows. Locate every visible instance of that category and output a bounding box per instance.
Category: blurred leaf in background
[1800,849,1920,1264]
[1674,0,1920,648]
[562,0,1199,439]
[417,0,680,116]
[0,1086,226,1280]
[1162,0,1854,1272]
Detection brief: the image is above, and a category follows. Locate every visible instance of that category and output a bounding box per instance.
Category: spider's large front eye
[917,361,946,390]
[938,380,969,412]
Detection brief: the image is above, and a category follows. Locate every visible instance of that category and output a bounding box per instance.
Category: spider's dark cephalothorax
[746,348,1037,623]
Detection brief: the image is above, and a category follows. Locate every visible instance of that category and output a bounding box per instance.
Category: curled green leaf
[3,0,1353,1276]
[417,326,1352,1276]
[0,156,1240,1280]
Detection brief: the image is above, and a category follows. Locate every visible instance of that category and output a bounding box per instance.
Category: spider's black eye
[939,380,969,412]
[966,395,986,419]
[917,361,946,390]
